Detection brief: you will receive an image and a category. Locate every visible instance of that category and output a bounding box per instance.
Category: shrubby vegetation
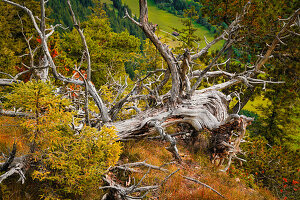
[3,81,122,199]
[240,136,299,199]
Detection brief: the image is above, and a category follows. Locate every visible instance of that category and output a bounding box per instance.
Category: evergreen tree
[172,6,201,50]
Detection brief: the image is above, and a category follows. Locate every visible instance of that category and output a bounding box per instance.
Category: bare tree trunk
[34,0,49,81]
[131,0,182,104]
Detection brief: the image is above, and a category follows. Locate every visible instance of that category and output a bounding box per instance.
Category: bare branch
[191,2,251,61]
[112,76,128,105]
[197,79,241,94]
[0,143,16,172]
[134,0,181,103]
[45,24,68,38]
[255,8,300,72]
[0,72,14,79]
[0,79,21,86]
[18,13,35,69]
[191,34,225,60]
[110,161,169,172]
[182,176,225,198]
[0,164,25,184]
[67,0,91,81]
[161,168,180,186]
[109,83,139,121]
[188,1,252,95]
[40,0,46,38]
[75,69,91,126]
[190,69,235,80]
[148,120,182,162]
[13,70,31,81]
[155,68,170,93]
[124,9,141,27]
[189,41,232,95]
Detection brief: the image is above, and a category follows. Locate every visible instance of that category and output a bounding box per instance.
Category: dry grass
[0,116,29,154]
[120,139,277,200]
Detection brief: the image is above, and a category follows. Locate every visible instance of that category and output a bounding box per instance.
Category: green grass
[101,0,112,4]
[243,96,270,115]
[120,0,223,50]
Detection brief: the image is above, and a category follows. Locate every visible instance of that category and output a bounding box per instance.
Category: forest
[0,0,299,199]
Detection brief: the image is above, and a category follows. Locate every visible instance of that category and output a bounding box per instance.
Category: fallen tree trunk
[108,89,253,168]
[110,90,230,139]
[107,90,233,162]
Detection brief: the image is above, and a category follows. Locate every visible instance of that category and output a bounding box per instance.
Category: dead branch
[182,175,225,198]
[109,83,140,121]
[0,143,16,172]
[101,162,179,200]
[109,161,168,173]
[75,69,90,126]
[188,2,252,96]
[190,34,225,60]
[0,151,27,185]
[190,70,235,79]
[0,79,20,86]
[255,8,300,72]
[189,41,232,96]
[0,109,30,117]
[0,164,26,184]
[148,120,182,162]
[67,0,91,81]
[125,0,181,104]
[161,168,180,186]
[112,76,128,105]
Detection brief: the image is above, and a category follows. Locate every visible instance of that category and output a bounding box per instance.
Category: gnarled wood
[110,90,230,139]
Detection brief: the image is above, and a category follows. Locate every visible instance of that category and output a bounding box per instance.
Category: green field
[102,0,112,4]
[103,0,223,50]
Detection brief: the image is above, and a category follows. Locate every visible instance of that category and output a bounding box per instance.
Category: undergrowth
[119,139,277,200]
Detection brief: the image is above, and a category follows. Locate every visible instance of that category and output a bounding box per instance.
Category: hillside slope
[121,0,223,50]
[113,139,277,200]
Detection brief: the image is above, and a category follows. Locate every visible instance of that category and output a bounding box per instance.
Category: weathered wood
[0,155,27,184]
[109,90,230,139]
[0,143,16,172]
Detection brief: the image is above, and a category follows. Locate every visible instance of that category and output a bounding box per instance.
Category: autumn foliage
[2,81,122,199]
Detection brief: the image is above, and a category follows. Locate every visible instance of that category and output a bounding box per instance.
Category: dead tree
[115,0,298,165]
[0,0,299,190]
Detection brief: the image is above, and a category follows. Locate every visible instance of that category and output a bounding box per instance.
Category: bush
[33,125,122,199]
[240,136,299,199]
[4,81,122,199]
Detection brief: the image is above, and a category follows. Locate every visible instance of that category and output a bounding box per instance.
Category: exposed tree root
[209,115,253,171]
[0,144,27,184]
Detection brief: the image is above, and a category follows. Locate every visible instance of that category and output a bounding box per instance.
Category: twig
[110,161,168,172]
[182,176,226,198]
[161,169,180,186]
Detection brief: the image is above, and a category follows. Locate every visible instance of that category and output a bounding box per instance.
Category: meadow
[103,0,224,50]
